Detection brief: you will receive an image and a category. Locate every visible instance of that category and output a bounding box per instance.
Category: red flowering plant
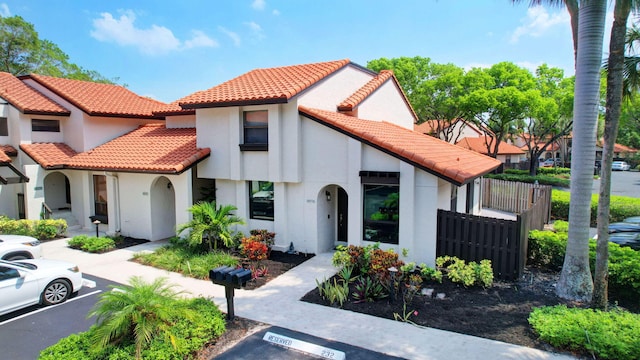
[240,237,268,261]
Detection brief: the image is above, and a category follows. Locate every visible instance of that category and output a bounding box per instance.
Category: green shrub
[68,235,115,253]
[133,245,238,279]
[486,173,570,187]
[528,230,567,271]
[552,220,569,233]
[528,305,640,360]
[0,217,66,239]
[436,256,493,287]
[315,277,349,308]
[39,297,225,360]
[551,190,640,226]
[537,167,571,175]
[529,229,640,302]
[352,277,387,303]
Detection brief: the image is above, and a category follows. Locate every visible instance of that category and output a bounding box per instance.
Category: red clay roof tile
[299,106,501,185]
[338,70,393,111]
[456,137,524,155]
[0,144,15,164]
[0,72,70,115]
[20,125,209,174]
[178,59,351,108]
[22,74,167,119]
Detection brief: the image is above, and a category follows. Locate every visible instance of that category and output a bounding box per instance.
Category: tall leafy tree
[520,65,575,175]
[461,62,536,158]
[367,57,470,142]
[0,15,112,82]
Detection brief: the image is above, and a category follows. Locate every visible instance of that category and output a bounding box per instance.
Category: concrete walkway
[41,233,574,360]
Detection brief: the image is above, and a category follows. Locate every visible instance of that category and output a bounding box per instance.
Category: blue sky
[2,1,613,103]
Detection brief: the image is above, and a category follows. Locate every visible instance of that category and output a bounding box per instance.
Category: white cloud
[252,0,266,10]
[91,11,216,55]
[510,6,569,44]
[244,21,265,39]
[272,9,280,16]
[184,30,219,49]
[0,3,10,17]
[219,26,241,47]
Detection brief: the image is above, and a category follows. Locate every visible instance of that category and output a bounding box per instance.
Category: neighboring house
[175,59,500,264]
[455,137,526,167]
[595,140,638,161]
[1,60,501,265]
[414,118,483,144]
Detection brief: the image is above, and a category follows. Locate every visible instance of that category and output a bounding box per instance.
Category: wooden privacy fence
[436,209,527,280]
[436,179,551,280]
[482,178,551,223]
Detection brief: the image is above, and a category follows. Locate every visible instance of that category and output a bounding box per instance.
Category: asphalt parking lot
[0,275,117,360]
[592,170,640,198]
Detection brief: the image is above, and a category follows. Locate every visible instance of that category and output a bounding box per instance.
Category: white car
[611,161,631,171]
[0,235,43,260]
[0,259,84,316]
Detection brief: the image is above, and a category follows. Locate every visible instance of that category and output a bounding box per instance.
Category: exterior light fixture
[93,219,101,237]
[325,191,331,201]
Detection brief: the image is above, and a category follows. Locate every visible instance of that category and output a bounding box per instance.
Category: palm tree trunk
[593,0,632,310]
[556,0,606,302]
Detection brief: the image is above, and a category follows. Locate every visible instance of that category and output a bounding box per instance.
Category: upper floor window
[32,119,60,132]
[241,110,268,151]
[0,117,7,136]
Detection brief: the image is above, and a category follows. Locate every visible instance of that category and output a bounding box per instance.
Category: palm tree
[554,0,606,302]
[176,201,245,251]
[89,277,194,359]
[594,1,640,309]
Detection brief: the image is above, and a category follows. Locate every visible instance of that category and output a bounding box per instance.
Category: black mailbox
[209,266,252,320]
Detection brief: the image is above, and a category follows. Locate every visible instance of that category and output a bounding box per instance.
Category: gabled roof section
[20,125,210,174]
[0,145,15,164]
[178,59,351,108]
[299,106,501,186]
[22,74,167,119]
[456,137,524,155]
[338,70,418,122]
[338,70,393,111]
[0,72,70,115]
[153,101,195,116]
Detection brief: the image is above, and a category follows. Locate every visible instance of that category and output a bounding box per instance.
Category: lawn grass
[133,245,238,280]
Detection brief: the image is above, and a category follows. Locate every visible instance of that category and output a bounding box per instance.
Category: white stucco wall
[356,80,415,129]
[297,65,374,111]
[165,114,195,128]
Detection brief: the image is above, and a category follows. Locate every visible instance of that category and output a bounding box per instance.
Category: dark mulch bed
[242,251,314,290]
[114,236,149,249]
[300,268,610,355]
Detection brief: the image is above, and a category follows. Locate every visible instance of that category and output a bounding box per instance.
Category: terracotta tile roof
[19,143,77,168]
[0,72,70,115]
[20,125,210,174]
[153,101,195,116]
[338,70,393,111]
[456,137,524,155]
[22,74,167,119]
[178,59,351,108]
[613,143,638,153]
[299,106,501,185]
[414,120,439,135]
[0,145,15,163]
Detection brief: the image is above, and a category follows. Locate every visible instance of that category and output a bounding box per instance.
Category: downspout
[104,172,121,234]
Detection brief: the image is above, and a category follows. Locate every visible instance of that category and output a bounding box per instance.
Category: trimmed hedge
[528,229,640,301]
[529,305,640,360]
[485,173,570,187]
[551,190,640,226]
[0,216,67,240]
[39,297,226,360]
[68,235,115,253]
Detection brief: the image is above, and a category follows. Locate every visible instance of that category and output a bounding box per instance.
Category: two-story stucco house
[1,59,500,265]
[174,59,501,263]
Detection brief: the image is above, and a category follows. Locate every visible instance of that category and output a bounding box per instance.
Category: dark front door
[337,188,348,243]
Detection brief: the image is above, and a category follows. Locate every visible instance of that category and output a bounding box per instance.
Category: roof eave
[23,109,71,116]
[180,96,288,109]
[299,109,498,186]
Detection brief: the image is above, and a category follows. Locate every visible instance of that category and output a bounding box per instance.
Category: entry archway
[316,185,348,253]
[150,176,176,241]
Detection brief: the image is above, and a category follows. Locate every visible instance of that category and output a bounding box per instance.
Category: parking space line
[0,290,102,326]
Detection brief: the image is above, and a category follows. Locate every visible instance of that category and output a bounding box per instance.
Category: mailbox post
[209,266,252,320]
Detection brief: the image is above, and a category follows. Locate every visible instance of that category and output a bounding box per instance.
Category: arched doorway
[44,172,70,211]
[150,176,176,241]
[316,185,348,253]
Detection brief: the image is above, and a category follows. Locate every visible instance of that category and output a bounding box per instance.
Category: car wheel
[41,279,71,305]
